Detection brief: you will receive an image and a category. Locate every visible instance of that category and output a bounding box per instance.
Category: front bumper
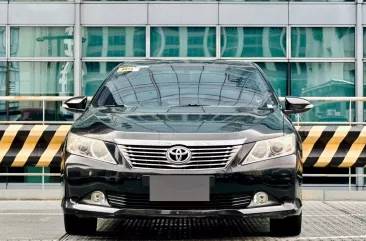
[62,153,302,219]
[63,198,301,218]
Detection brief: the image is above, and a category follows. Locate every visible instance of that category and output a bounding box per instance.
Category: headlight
[66,133,116,164]
[242,134,296,165]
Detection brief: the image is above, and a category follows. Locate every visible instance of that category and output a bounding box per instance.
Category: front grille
[118,144,242,170]
[107,193,252,210]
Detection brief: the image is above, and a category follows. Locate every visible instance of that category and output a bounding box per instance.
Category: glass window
[149,0,215,1]
[291,62,355,123]
[363,63,366,121]
[291,27,355,58]
[221,0,286,1]
[0,101,74,122]
[82,27,146,57]
[82,62,120,96]
[221,27,286,58]
[0,27,5,57]
[0,62,5,114]
[1,62,74,121]
[297,100,355,123]
[85,0,214,1]
[0,62,20,115]
[291,0,353,2]
[256,62,287,97]
[12,0,71,1]
[151,27,216,57]
[93,63,277,108]
[10,27,74,57]
[363,28,366,58]
[8,61,74,96]
[0,62,74,121]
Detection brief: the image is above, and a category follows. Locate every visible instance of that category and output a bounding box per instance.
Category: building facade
[0,1,365,188]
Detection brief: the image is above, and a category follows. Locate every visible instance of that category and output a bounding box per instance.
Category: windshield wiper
[172,104,210,107]
[104,104,128,107]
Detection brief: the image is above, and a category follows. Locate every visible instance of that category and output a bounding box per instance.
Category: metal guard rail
[0,96,364,125]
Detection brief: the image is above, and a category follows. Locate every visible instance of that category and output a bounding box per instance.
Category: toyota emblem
[166,146,192,164]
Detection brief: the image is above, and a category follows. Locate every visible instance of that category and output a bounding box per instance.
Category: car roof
[115,60,256,70]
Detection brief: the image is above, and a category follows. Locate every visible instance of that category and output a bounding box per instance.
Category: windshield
[92,63,278,109]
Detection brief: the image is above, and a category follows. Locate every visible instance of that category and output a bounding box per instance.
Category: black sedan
[61,60,312,236]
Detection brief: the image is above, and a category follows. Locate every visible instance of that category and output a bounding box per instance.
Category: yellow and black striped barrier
[296,126,366,168]
[0,125,366,168]
[0,125,71,167]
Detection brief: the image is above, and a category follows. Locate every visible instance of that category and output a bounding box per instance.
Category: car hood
[70,106,285,144]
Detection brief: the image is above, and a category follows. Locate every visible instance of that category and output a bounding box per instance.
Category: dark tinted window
[93,64,277,108]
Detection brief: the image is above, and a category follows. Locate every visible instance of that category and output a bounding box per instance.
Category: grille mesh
[107,193,252,210]
[118,144,242,170]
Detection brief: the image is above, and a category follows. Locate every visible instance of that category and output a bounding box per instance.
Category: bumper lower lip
[63,199,301,218]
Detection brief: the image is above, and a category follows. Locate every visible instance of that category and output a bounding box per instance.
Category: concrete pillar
[74,0,82,97]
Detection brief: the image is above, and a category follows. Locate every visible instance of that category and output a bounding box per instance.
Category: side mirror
[284,97,313,115]
[62,96,87,113]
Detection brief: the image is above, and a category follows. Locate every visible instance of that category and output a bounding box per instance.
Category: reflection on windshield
[93,64,277,108]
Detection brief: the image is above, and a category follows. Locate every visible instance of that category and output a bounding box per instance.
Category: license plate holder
[149,175,210,202]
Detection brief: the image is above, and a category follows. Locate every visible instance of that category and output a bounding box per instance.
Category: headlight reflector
[251,142,269,159]
[67,133,116,164]
[242,134,295,165]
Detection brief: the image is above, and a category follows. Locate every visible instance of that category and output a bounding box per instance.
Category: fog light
[254,192,268,205]
[91,191,105,204]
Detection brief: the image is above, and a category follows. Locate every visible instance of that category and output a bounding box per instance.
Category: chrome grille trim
[115,139,246,146]
[118,142,243,170]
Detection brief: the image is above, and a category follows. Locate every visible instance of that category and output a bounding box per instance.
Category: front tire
[270,213,302,236]
[64,214,97,235]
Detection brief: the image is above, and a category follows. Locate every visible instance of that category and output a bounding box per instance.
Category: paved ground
[0,201,366,241]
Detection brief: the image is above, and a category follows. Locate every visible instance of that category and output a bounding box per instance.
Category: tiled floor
[1,201,366,241]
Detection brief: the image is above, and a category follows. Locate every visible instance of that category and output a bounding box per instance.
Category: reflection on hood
[72,106,283,135]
